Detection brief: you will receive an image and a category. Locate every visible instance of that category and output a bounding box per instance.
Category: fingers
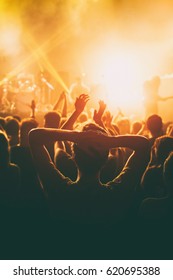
[93,109,97,117]
[76,94,90,102]
[99,100,106,108]
[75,94,90,112]
[78,94,90,102]
[78,93,89,98]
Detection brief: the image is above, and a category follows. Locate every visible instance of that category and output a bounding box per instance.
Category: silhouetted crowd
[1,91,173,260]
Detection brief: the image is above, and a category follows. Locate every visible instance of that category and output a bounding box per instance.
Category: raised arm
[61,94,89,130]
[77,132,150,184]
[53,91,67,117]
[29,128,81,193]
[29,127,149,194]
[61,92,67,118]
[53,91,65,110]
[103,110,119,135]
[98,134,150,184]
[78,133,149,157]
[93,100,106,130]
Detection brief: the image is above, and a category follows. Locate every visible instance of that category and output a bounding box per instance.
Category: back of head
[146,114,163,136]
[13,115,21,122]
[117,117,130,135]
[154,136,173,165]
[73,123,109,175]
[5,117,20,146]
[20,118,38,145]
[131,121,142,134]
[44,111,61,128]
[5,117,20,136]
[78,112,88,124]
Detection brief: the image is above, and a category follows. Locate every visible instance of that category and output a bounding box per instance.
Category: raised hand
[104,110,113,126]
[53,91,67,111]
[93,100,106,125]
[75,94,90,113]
[61,94,89,130]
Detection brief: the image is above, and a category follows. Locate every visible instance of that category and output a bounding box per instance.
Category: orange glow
[0,24,21,55]
[101,52,142,108]
[23,31,69,93]
[0,0,173,120]
[83,45,147,116]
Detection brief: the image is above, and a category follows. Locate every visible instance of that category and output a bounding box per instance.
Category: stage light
[86,46,144,116]
[0,25,21,55]
[103,52,142,107]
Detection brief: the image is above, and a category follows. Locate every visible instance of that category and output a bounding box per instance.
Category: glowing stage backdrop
[0,0,173,119]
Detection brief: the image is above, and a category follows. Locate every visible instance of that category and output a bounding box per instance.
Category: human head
[117,117,130,135]
[78,112,88,124]
[20,118,38,146]
[146,114,163,137]
[5,116,20,146]
[44,111,61,128]
[152,136,173,165]
[72,123,109,176]
[131,121,142,134]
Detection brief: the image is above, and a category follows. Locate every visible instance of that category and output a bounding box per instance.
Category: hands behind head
[75,129,109,157]
[75,94,90,113]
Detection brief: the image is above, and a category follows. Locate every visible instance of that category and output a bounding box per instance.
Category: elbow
[139,136,150,151]
[29,128,40,146]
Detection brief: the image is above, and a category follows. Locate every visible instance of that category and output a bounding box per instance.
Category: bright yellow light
[23,32,69,93]
[0,25,21,55]
[87,47,144,116]
[103,52,142,108]
[0,25,72,90]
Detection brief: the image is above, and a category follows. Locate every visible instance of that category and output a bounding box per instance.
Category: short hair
[146,114,163,134]
[44,111,61,128]
[153,136,173,165]
[131,121,142,134]
[20,118,38,137]
[117,117,130,134]
[73,123,109,175]
[5,117,20,136]
[78,112,88,123]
